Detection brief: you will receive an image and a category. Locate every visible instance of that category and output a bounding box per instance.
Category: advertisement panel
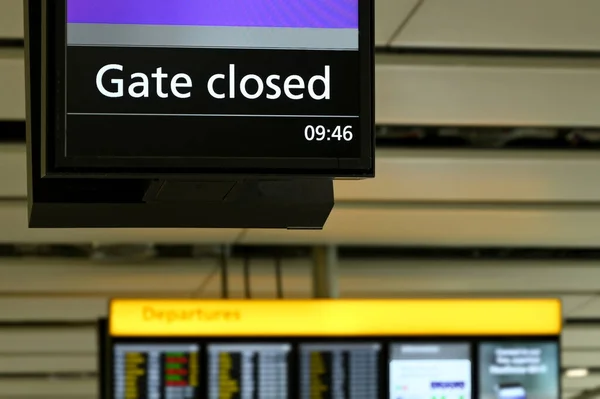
[478,342,559,399]
[389,343,472,399]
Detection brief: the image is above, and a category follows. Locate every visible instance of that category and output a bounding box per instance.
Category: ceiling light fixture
[565,368,589,378]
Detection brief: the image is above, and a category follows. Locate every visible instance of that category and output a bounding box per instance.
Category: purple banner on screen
[67,0,358,29]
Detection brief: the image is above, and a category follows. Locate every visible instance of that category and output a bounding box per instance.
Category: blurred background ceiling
[3,0,600,398]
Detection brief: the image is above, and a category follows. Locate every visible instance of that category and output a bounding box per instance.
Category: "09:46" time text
[304,125,353,142]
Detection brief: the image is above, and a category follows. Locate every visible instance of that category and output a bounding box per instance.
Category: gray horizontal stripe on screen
[67,24,358,50]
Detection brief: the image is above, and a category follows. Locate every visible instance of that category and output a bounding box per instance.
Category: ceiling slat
[0,0,23,40]
[0,329,96,353]
[375,0,419,46]
[563,350,600,368]
[0,201,243,244]
[562,375,600,390]
[0,379,96,397]
[0,49,24,121]
[0,259,598,297]
[11,146,600,204]
[0,298,108,321]
[376,54,600,127]
[339,262,600,294]
[0,259,312,297]
[0,144,25,198]
[244,205,600,247]
[566,297,600,319]
[0,355,96,373]
[393,0,600,51]
[562,327,600,350]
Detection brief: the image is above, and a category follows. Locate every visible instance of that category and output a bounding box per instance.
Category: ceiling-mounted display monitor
[478,342,560,399]
[41,0,374,177]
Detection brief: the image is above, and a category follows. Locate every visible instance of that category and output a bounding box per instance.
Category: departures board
[106,299,563,399]
[109,339,384,399]
[109,338,561,399]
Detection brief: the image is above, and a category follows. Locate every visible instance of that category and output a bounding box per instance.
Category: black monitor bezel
[105,335,560,399]
[40,0,374,179]
[97,318,109,399]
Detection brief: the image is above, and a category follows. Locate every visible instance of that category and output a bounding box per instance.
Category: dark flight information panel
[300,343,381,399]
[44,0,373,176]
[207,343,291,399]
[113,343,200,399]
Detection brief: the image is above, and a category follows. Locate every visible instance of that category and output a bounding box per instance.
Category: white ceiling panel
[0,258,312,298]
[376,54,600,127]
[0,297,108,321]
[393,0,600,51]
[0,259,223,295]
[0,49,25,121]
[0,0,23,39]
[0,258,594,297]
[11,146,600,204]
[562,375,600,391]
[563,296,598,318]
[338,261,600,295]
[0,354,96,373]
[0,328,96,353]
[0,379,96,397]
[563,350,600,368]
[565,297,600,319]
[564,390,583,399]
[335,150,600,203]
[563,294,600,319]
[0,144,26,198]
[243,204,600,247]
[563,327,600,349]
[0,201,243,244]
[375,0,419,46]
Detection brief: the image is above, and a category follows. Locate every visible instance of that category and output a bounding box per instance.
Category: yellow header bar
[109,299,561,337]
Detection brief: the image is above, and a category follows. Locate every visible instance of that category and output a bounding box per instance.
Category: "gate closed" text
[95,64,331,101]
